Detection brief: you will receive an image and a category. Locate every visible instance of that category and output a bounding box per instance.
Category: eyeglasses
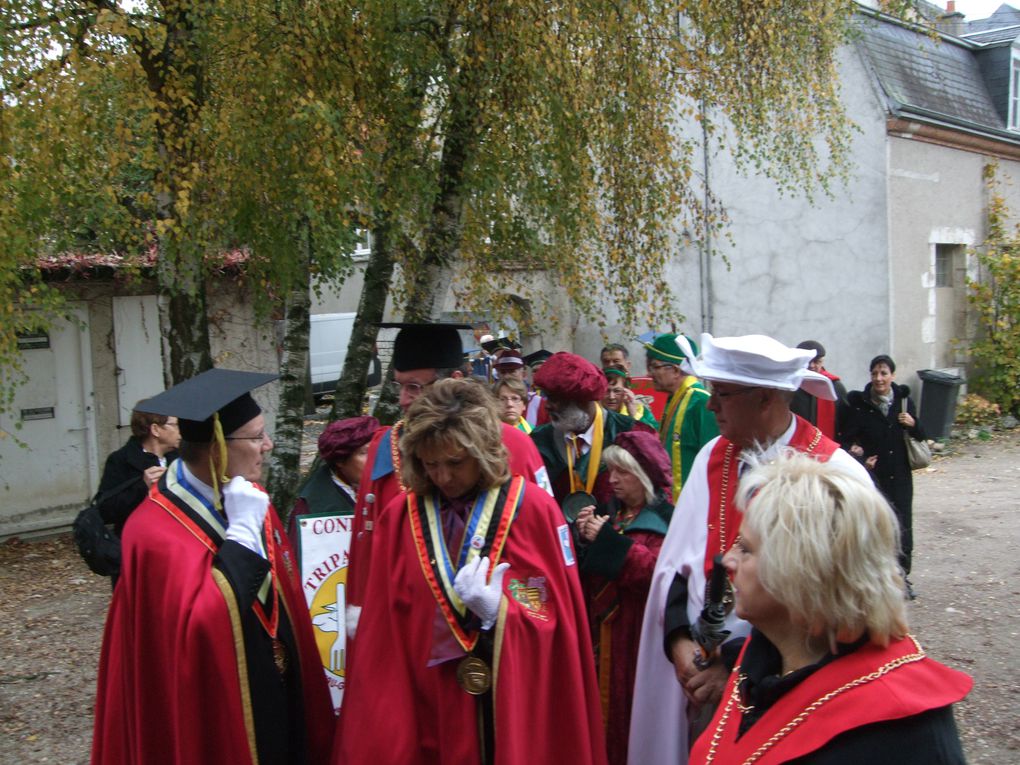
[392,379,437,396]
[707,384,761,400]
[647,362,677,372]
[225,431,268,442]
[498,395,524,404]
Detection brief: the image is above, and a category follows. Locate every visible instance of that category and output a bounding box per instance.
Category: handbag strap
[92,474,146,507]
[900,397,923,442]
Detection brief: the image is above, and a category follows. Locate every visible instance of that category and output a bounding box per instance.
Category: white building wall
[590,44,892,386]
[886,137,1020,398]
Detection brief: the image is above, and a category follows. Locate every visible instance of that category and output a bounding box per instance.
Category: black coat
[840,383,925,518]
[97,436,178,536]
[286,462,356,550]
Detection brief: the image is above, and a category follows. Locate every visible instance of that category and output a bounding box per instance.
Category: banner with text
[298,512,352,713]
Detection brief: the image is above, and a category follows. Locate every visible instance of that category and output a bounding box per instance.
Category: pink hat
[494,349,524,368]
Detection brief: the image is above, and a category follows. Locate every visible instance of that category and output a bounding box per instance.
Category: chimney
[939,0,966,36]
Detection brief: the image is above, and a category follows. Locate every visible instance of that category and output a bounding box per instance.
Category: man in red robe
[91,369,334,765]
[345,324,551,639]
[530,352,655,509]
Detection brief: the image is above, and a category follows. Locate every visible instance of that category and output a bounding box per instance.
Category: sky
[933,1,1017,20]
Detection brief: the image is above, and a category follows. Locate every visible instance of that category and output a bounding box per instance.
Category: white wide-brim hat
[677,333,836,401]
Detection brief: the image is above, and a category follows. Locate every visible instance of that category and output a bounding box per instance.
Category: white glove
[223,476,270,555]
[453,556,509,630]
[345,604,362,641]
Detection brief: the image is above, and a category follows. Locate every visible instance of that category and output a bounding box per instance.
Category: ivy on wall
[967,163,1020,417]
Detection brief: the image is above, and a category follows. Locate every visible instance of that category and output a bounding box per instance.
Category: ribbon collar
[159,462,279,639]
[408,478,524,651]
[565,405,605,494]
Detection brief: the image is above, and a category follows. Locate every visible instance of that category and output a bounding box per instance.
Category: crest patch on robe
[508,576,551,621]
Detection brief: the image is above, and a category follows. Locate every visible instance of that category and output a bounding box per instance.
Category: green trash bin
[917,369,965,439]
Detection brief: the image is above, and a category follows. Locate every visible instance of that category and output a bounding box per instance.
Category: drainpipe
[699,94,714,333]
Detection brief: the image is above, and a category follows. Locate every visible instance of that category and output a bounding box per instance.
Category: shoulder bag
[902,399,931,470]
[72,475,140,577]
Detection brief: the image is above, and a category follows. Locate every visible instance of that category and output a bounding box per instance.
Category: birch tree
[329,0,913,419]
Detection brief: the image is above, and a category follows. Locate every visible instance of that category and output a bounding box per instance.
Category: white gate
[0,305,97,536]
[113,295,165,424]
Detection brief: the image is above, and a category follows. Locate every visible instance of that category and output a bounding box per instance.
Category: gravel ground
[1,426,1017,764]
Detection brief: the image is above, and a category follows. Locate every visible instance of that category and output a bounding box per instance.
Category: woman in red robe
[333,378,607,765]
[690,450,970,765]
[575,430,673,765]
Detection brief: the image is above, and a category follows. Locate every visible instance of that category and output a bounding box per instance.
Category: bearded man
[530,352,655,508]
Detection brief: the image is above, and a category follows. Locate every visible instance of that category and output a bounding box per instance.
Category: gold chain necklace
[703,636,926,765]
[389,420,406,492]
[718,443,735,555]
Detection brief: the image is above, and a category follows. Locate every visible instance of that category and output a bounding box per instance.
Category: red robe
[690,634,972,764]
[346,421,548,614]
[701,417,838,581]
[91,467,334,765]
[333,478,608,765]
[816,368,842,440]
[583,521,667,765]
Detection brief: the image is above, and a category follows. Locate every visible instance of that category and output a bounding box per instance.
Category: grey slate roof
[961,24,1020,44]
[963,4,1020,33]
[856,15,1008,133]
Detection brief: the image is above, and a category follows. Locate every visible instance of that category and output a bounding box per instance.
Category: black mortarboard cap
[378,322,470,371]
[523,349,553,369]
[135,368,279,442]
[480,336,521,354]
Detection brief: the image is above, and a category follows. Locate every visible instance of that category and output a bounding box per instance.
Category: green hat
[603,367,628,379]
[644,333,698,365]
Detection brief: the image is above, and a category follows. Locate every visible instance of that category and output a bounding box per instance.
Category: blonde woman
[690,451,970,764]
[334,379,607,765]
[575,430,673,765]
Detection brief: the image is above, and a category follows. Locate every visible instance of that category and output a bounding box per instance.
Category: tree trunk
[161,297,213,383]
[266,221,313,520]
[400,52,483,326]
[330,216,398,423]
[155,222,213,391]
[145,1,214,386]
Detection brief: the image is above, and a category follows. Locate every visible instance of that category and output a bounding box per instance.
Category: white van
[310,313,356,402]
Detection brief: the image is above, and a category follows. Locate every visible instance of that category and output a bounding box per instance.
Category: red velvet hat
[532,352,608,402]
[614,430,672,493]
[318,415,380,465]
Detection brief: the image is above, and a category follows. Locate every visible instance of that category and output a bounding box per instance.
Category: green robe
[659,377,718,497]
[631,400,659,430]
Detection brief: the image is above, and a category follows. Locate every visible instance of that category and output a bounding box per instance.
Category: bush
[967,167,1020,417]
[955,394,1001,426]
